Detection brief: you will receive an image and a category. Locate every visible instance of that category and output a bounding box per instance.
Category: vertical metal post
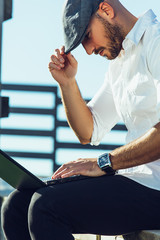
[0,3,4,238]
[0,0,4,148]
[0,0,4,85]
[53,87,58,172]
[96,235,101,240]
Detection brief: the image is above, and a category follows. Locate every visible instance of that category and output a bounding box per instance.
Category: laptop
[0,149,91,191]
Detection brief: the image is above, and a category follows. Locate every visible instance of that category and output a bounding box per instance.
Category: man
[2,0,160,239]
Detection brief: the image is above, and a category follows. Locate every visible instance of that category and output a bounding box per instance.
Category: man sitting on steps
[2,0,160,239]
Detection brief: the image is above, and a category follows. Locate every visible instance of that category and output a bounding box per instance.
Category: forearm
[49,48,94,144]
[59,79,93,144]
[111,122,160,170]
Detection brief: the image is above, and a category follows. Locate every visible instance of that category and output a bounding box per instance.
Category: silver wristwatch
[97,153,115,175]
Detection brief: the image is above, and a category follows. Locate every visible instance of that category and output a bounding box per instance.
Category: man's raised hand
[48,46,78,87]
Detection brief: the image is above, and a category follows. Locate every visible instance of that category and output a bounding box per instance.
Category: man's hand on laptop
[52,158,106,179]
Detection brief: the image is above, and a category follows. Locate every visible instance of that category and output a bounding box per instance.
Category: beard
[94,13,125,60]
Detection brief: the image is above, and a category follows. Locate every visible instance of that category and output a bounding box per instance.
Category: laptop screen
[0,150,46,190]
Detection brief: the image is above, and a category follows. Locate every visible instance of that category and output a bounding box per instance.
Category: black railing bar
[9,107,56,115]
[57,97,62,105]
[56,142,122,150]
[56,97,90,106]
[0,129,55,136]
[5,151,54,159]
[56,120,69,127]
[1,84,58,93]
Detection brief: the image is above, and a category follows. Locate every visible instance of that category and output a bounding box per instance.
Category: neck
[119,6,138,36]
[106,0,138,36]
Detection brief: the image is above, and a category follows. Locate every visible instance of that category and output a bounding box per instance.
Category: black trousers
[1,175,160,240]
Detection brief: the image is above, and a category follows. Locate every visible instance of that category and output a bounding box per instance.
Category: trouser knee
[28,187,61,224]
[1,191,19,229]
[28,187,65,237]
[1,190,33,233]
[28,187,75,240]
[1,195,10,232]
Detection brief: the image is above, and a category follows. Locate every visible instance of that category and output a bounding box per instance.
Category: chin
[106,50,121,60]
[103,54,117,60]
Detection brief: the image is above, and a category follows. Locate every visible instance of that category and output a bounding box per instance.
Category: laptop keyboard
[45,175,92,185]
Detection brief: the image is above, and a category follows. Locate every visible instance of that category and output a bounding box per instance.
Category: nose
[82,41,95,55]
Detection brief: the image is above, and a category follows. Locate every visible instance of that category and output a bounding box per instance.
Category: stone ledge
[123,230,160,240]
[73,234,119,240]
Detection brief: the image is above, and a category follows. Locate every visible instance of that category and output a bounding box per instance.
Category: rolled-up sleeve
[87,71,120,146]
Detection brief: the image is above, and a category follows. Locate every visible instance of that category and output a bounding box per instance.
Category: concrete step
[73,234,122,240]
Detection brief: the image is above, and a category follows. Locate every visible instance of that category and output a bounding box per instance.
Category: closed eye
[84,31,90,40]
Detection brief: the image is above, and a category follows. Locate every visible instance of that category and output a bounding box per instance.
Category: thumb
[66,52,77,67]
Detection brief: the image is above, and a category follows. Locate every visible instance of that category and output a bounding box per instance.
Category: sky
[1,0,160,178]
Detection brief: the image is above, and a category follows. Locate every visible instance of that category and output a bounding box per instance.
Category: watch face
[98,153,110,168]
[100,155,109,168]
[98,153,115,175]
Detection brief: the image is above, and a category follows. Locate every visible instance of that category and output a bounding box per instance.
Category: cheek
[93,32,109,47]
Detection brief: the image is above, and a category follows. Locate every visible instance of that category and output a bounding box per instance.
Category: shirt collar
[123,9,157,50]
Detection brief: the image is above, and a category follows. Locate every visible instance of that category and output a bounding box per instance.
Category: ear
[98,2,115,19]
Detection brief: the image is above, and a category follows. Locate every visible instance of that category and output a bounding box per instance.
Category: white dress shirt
[87,10,160,191]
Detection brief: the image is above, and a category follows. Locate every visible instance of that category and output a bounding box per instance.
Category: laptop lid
[0,150,46,190]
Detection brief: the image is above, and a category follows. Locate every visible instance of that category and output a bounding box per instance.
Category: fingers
[55,48,65,63]
[53,168,76,179]
[48,61,61,71]
[52,159,87,179]
[48,47,65,71]
[48,45,78,75]
[52,161,80,179]
[60,46,65,55]
[66,52,77,67]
